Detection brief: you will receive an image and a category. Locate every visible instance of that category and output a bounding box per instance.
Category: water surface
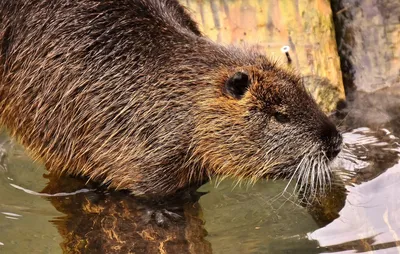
[0,87,399,253]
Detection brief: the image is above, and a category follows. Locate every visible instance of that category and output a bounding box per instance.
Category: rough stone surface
[332,0,400,93]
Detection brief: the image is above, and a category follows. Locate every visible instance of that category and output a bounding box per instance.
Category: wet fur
[0,0,341,196]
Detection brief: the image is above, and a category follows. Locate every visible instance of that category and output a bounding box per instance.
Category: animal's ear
[223,71,250,99]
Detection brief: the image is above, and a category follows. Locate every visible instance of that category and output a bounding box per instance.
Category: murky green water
[0,87,399,253]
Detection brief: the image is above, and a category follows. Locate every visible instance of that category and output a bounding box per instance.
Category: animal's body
[0,0,342,196]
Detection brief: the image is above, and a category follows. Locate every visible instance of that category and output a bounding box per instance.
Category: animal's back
[0,0,212,194]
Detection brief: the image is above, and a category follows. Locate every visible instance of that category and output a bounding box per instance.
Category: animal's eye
[224,71,250,99]
[274,112,289,123]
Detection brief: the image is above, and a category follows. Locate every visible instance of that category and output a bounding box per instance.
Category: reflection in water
[340,127,400,183]
[310,164,400,253]
[307,89,400,253]
[41,174,211,254]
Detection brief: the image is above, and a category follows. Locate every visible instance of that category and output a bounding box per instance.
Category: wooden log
[181,0,345,112]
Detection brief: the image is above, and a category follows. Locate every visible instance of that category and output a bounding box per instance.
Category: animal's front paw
[142,206,183,227]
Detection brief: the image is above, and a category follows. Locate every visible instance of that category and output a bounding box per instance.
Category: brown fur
[0,0,342,196]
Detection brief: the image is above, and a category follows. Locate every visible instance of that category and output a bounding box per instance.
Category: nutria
[0,0,342,197]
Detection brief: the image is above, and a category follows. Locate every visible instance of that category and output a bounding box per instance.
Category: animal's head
[194,58,342,194]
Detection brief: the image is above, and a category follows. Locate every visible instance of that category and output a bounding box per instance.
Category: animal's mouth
[273,150,335,196]
[259,144,337,196]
